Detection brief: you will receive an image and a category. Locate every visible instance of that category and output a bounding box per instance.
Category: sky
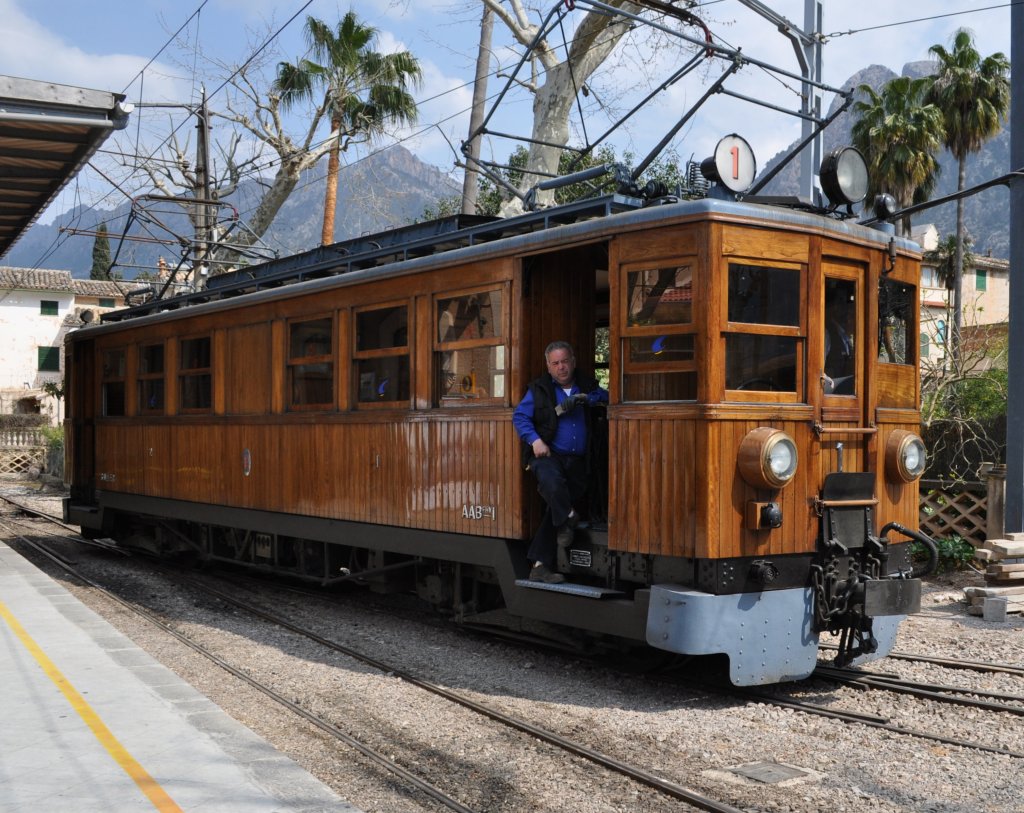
[0,0,1014,234]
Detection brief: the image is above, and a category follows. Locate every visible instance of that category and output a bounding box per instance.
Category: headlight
[739,427,798,490]
[886,430,927,483]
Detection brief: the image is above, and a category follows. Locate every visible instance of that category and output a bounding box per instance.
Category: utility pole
[462,5,493,216]
[194,86,213,289]
[737,0,823,203]
[1005,4,1023,532]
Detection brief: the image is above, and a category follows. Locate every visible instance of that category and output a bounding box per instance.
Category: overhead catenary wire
[824,2,1017,40]
[33,1,1013,274]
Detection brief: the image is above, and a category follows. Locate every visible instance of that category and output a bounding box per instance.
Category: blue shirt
[513,378,608,456]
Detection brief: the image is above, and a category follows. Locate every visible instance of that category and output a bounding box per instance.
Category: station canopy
[0,75,131,260]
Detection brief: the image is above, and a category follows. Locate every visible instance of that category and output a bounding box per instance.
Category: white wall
[0,288,75,422]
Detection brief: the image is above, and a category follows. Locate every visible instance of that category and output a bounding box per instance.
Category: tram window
[354,304,410,406]
[101,348,126,417]
[627,334,694,363]
[138,343,165,413]
[728,264,800,326]
[435,289,506,404]
[357,357,410,402]
[626,266,693,325]
[878,279,916,366]
[179,336,212,411]
[288,317,334,408]
[357,306,407,350]
[437,291,502,342]
[824,279,857,396]
[725,335,798,392]
[620,260,698,402]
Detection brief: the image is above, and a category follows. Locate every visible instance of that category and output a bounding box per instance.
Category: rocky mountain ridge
[5,144,460,278]
[759,61,1010,257]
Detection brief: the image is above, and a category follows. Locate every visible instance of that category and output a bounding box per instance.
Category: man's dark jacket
[520,372,601,470]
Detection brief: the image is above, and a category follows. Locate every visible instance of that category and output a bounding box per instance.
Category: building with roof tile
[0,267,142,422]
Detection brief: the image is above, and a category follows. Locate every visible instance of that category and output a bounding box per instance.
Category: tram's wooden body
[64,196,927,684]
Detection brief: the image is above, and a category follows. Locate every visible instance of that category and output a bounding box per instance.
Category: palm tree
[925,29,1010,365]
[851,76,944,236]
[275,13,422,245]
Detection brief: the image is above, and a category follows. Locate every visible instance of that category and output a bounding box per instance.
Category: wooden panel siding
[608,416,698,558]
[226,322,273,415]
[720,224,809,264]
[93,414,524,540]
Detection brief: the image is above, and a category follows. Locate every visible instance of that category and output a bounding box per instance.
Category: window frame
[137,342,166,415]
[286,313,336,411]
[822,270,863,402]
[37,345,60,372]
[352,300,411,409]
[433,284,508,407]
[100,346,127,417]
[40,300,59,316]
[877,278,918,368]
[178,334,213,413]
[618,258,699,402]
[722,258,806,404]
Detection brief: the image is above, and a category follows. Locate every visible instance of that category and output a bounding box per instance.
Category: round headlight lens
[767,438,797,481]
[739,428,798,490]
[886,430,927,483]
[902,437,926,478]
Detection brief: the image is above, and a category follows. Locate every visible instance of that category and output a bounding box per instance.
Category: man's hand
[554,393,588,416]
[531,438,551,458]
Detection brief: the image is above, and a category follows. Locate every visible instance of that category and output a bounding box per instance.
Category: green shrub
[39,425,64,450]
[911,534,975,574]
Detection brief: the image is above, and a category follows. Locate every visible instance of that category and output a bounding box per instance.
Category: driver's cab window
[725,262,803,398]
[878,279,916,366]
[824,278,857,395]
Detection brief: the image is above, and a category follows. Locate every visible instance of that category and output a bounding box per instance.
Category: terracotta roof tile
[0,267,73,292]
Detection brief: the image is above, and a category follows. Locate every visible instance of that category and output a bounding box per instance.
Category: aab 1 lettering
[461,504,496,521]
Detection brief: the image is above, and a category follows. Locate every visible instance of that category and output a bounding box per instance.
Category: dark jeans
[526,453,588,567]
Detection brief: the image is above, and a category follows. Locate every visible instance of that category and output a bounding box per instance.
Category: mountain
[757,61,1010,258]
[6,144,461,278]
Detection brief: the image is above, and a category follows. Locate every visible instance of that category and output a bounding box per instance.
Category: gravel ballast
[3,477,1023,813]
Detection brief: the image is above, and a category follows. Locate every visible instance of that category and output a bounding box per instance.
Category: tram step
[514,579,624,599]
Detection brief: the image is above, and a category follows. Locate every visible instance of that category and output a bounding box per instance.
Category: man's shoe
[529,563,566,584]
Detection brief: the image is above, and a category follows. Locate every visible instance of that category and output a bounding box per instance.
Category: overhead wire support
[464,0,850,210]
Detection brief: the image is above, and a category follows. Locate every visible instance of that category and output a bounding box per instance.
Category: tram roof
[96,194,919,330]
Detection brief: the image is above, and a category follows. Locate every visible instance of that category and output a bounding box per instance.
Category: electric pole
[462,5,493,216]
[194,86,213,289]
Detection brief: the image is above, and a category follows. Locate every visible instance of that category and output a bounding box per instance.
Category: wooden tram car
[63,178,931,686]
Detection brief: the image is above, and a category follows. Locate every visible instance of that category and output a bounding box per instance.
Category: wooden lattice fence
[0,429,46,475]
[919,479,988,545]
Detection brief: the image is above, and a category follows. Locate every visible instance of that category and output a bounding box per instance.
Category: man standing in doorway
[513,341,608,583]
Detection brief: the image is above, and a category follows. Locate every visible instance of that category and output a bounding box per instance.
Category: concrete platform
[0,540,360,812]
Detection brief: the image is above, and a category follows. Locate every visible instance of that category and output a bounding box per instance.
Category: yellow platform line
[0,597,184,813]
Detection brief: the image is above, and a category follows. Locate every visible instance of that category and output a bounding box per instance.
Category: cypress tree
[91,224,112,280]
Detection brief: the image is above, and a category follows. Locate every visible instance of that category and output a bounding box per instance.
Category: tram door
[518,243,609,527]
[819,262,869,479]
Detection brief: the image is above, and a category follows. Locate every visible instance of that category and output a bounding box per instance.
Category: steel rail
[818,643,1024,677]
[8,505,743,813]
[0,518,479,813]
[169,571,744,813]
[816,666,1024,716]
[26,503,1024,768]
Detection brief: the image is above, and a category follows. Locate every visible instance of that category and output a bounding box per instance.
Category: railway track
[6,494,1024,809]
[0,498,743,813]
